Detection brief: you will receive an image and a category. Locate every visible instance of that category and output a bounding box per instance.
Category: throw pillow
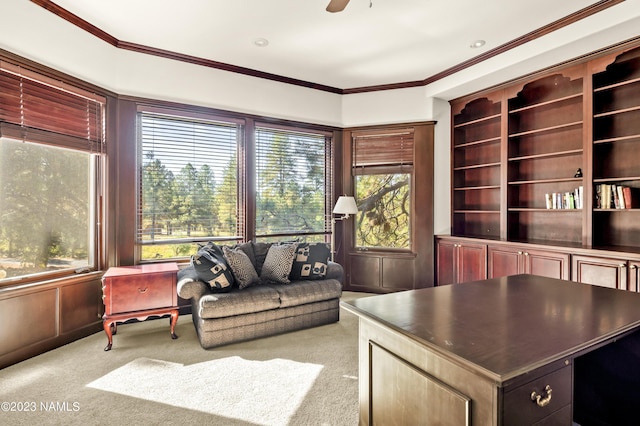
[251,242,272,275]
[289,242,330,280]
[233,241,256,270]
[223,246,260,289]
[260,243,297,284]
[191,243,234,291]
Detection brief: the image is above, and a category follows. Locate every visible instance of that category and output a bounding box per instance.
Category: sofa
[177,241,343,349]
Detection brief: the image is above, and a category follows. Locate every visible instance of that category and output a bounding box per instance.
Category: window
[255,125,332,243]
[0,61,104,284]
[352,129,414,250]
[137,112,242,260]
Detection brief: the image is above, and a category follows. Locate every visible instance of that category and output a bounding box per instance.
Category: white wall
[2,0,640,236]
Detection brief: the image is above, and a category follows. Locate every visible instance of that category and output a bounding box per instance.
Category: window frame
[0,59,106,286]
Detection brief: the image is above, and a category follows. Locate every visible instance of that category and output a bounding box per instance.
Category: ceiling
[39,0,633,92]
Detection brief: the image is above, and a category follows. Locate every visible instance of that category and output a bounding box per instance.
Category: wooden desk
[102,263,179,351]
[342,274,640,425]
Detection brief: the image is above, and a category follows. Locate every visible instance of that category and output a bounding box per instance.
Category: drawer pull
[138,287,148,293]
[531,385,552,407]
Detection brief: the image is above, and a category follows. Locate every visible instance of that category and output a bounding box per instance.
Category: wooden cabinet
[572,254,640,291]
[451,94,502,240]
[488,245,570,280]
[436,238,487,285]
[445,44,640,290]
[101,262,179,351]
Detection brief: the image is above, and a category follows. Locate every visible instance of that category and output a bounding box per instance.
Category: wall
[2,0,640,235]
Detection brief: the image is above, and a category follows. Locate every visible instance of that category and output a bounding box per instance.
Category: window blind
[137,112,242,245]
[255,125,332,239]
[0,61,105,152]
[352,129,414,170]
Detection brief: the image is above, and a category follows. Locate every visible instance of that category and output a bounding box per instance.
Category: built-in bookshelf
[452,96,501,239]
[506,73,585,245]
[592,47,640,249]
[449,43,640,255]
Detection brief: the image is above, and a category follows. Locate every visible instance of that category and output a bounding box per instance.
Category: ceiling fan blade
[326,0,350,13]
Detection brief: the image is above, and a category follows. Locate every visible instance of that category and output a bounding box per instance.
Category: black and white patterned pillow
[223,246,259,289]
[260,243,297,284]
[289,243,330,280]
[191,243,234,291]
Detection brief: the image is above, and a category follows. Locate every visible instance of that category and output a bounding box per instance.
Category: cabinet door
[488,246,523,278]
[629,261,640,292]
[572,255,627,290]
[436,240,457,286]
[525,249,570,280]
[457,243,487,284]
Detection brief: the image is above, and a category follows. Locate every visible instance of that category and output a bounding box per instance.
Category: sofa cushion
[191,243,234,291]
[223,245,259,289]
[251,242,272,275]
[260,243,297,284]
[198,285,281,319]
[270,279,342,308]
[289,242,331,280]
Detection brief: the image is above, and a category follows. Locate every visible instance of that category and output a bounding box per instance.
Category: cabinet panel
[437,239,487,285]
[527,250,570,280]
[572,255,627,290]
[488,246,522,278]
[60,278,102,333]
[348,255,380,289]
[436,240,456,286]
[381,257,414,291]
[0,289,58,356]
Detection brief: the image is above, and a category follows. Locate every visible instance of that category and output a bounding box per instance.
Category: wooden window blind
[352,128,414,171]
[0,60,105,152]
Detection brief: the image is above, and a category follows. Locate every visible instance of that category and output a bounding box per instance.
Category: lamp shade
[333,196,358,216]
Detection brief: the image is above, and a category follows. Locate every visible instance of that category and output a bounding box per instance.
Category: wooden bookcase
[445,43,640,284]
[591,48,640,250]
[506,71,585,246]
[451,95,502,240]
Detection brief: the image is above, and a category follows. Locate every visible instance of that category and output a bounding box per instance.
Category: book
[623,186,633,209]
[617,185,626,209]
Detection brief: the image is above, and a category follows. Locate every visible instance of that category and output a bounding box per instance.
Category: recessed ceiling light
[254,38,269,47]
[470,40,486,49]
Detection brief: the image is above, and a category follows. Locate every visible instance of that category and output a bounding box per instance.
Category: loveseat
[177,241,343,349]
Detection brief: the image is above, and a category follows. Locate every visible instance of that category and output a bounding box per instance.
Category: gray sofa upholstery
[177,251,343,349]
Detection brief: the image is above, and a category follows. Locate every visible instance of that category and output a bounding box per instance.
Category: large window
[137,112,242,260]
[352,129,414,250]
[137,115,333,259]
[0,61,104,284]
[255,125,332,243]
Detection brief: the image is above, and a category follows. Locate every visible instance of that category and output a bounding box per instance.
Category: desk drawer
[104,272,175,314]
[503,364,572,425]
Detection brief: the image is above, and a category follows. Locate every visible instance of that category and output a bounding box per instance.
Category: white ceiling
[45,0,638,91]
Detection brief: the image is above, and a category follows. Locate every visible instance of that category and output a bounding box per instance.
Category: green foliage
[0,139,90,275]
[355,173,410,249]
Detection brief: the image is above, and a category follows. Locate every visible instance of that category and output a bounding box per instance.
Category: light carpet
[0,291,373,426]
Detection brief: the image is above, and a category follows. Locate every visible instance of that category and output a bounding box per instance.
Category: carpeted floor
[0,291,374,426]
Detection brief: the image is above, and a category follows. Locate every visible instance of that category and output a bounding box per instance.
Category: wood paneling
[0,289,58,356]
[60,279,103,334]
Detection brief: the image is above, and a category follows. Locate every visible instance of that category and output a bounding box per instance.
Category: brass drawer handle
[138,287,148,293]
[531,385,552,407]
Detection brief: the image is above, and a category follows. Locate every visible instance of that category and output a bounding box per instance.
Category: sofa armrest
[326,261,344,282]
[177,267,209,300]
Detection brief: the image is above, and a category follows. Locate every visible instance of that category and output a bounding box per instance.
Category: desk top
[342,274,640,382]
